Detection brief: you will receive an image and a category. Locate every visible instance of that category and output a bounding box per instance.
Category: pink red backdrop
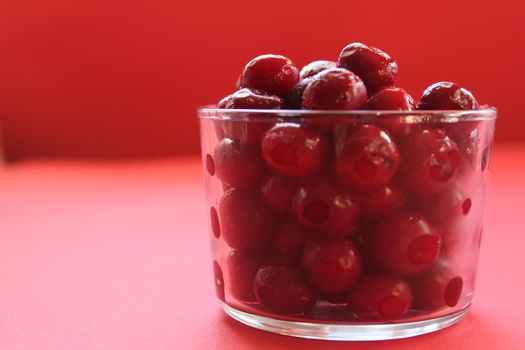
[0,0,523,160]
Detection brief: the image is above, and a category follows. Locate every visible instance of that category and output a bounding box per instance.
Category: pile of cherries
[207,42,486,321]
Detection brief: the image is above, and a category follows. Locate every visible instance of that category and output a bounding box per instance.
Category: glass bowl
[198,108,496,341]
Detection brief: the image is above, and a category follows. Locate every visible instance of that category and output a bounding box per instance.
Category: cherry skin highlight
[293,176,360,236]
[240,54,299,98]
[302,68,367,110]
[338,42,398,94]
[333,124,400,192]
[302,237,362,294]
[418,82,478,110]
[262,123,328,177]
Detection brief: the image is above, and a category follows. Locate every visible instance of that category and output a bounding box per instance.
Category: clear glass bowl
[198,108,496,341]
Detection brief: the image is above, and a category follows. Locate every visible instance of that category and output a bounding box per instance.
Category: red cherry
[227,249,267,303]
[261,174,297,214]
[214,138,266,187]
[261,123,328,177]
[219,188,278,249]
[419,82,480,146]
[302,237,362,294]
[369,211,441,276]
[359,184,407,219]
[299,60,337,80]
[400,128,460,194]
[273,218,313,260]
[418,82,478,110]
[348,274,413,320]
[413,184,472,226]
[240,54,299,98]
[253,262,316,314]
[293,176,360,236]
[333,125,400,192]
[302,68,367,110]
[367,87,417,140]
[218,89,282,146]
[225,88,283,109]
[367,87,416,110]
[410,260,463,310]
[338,42,398,94]
[213,261,225,302]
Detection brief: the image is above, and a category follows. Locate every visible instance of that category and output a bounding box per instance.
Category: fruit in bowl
[202,42,494,338]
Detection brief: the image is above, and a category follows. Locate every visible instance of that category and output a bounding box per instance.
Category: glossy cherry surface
[218,89,282,146]
[410,260,463,310]
[302,237,362,294]
[219,188,278,250]
[338,42,398,94]
[262,123,328,177]
[418,82,478,110]
[302,68,367,110]
[333,125,400,192]
[348,274,413,320]
[293,176,360,236]
[299,60,337,80]
[400,128,460,194]
[367,87,415,110]
[225,88,283,109]
[240,55,299,98]
[253,262,316,314]
[369,211,441,276]
[366,87,418,141]
[214,138,265,187]
[260,174,297,214]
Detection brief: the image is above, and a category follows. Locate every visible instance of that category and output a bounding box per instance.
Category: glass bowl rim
[198,107,497,123]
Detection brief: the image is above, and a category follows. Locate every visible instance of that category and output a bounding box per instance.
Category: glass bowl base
[221,302,470,341]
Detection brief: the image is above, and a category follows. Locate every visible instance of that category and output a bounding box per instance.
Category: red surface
[0,0,524,160]
[0,145,523,349]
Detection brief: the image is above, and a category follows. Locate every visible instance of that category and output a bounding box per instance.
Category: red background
[0,0,523,160]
